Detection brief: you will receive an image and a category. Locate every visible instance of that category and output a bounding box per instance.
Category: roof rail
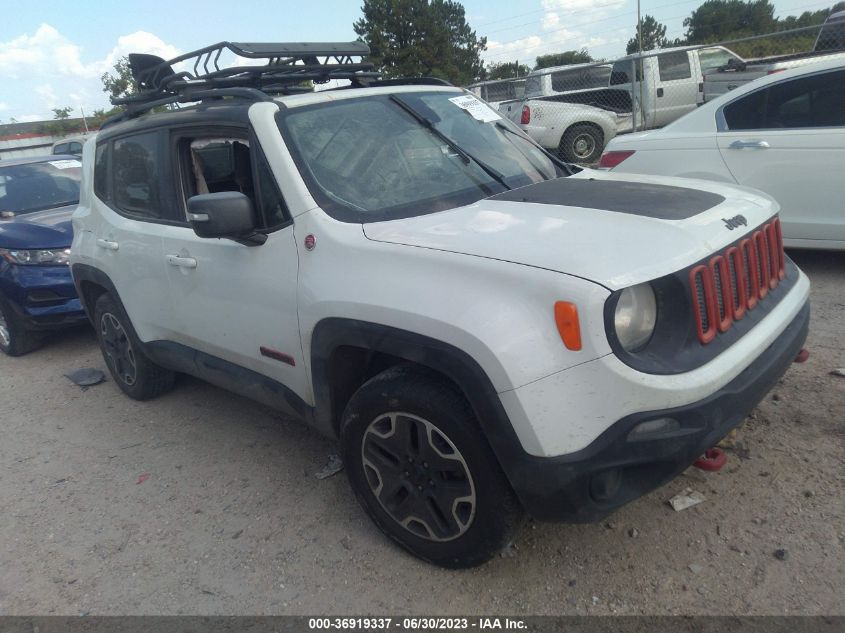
[112,41,377,110]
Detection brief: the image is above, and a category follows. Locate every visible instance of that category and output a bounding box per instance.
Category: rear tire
[559,124,604,164]
[341,364,522,568]
[0,295,41,357]
[93,293,175,400]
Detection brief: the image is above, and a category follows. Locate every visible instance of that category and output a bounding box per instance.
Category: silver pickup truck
[704,10,845,101]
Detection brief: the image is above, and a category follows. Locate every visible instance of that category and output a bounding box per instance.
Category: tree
[485,61,531,80]
[39,106,83,136]
[683,0,777,44]
[534,49,593,70]
[101,56,136,101]
[353,0,487,85]
[626,15,670,54]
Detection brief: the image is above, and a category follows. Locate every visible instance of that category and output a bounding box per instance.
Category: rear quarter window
[112,132,162,219]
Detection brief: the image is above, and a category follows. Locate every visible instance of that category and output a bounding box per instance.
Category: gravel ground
[0,249,842,616]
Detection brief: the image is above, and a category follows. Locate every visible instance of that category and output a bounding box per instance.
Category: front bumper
[507,300,809,522]
[0,262,86,330]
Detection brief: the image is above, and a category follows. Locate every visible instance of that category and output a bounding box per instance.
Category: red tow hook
[794,348,810,363]
[694,447,727,472]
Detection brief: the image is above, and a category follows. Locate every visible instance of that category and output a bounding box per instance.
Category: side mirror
[186,192,265,245]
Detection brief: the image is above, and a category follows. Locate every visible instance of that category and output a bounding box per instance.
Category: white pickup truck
[508,48,743,162]
[703,11,845,101]
[608,45,744,128]
[500,63,633,163]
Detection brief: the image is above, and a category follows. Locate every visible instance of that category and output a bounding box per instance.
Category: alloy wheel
[573,133,596,159]
[100,312,137,386]
[0,310,9,348]
[361,412,476,542]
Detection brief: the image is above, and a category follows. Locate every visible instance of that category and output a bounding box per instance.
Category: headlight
[0,248,71,265]
[614,283,657,352]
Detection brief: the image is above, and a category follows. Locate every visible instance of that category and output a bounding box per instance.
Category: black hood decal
[489,177,725,220]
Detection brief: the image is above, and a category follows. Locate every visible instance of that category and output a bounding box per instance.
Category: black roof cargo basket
[113,41,377,108]
[103,41,453,127]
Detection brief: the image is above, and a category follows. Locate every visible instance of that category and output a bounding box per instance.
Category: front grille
[690,217,785,344]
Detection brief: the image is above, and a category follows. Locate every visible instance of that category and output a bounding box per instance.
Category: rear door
[652,51,699,127]
[716,68,845,245]
[87,131,178,342]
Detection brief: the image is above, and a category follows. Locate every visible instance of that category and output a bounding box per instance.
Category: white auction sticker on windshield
[48,159,82,170]
[448,95,502,123]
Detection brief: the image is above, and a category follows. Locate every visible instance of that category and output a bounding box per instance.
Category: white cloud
[0,25,182,120]
[543,12,561,30]
[543,0,624,12]
[16,114,44,123]
[0,102,8,112]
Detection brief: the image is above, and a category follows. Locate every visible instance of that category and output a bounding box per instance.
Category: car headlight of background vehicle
[613,283,657,351]
[0,247,71,266]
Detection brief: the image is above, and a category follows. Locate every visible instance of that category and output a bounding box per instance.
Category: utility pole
[636,0,645,131]
[80,108,89,132]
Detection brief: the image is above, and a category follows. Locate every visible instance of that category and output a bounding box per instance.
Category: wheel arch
[309,318,526,482]
[70,263,125,325]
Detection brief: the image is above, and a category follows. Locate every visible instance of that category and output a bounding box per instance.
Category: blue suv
[0,155,87,355]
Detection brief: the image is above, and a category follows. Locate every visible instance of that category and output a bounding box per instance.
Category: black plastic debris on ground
[64,368,107,390]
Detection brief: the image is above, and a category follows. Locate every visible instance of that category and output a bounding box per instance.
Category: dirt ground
[0,249,842,616]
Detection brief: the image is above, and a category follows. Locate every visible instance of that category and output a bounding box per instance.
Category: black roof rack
[104,41,454,127]
[111,41,376,114]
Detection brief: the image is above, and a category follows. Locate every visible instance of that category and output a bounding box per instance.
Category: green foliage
[626,15,672,54]
[101,56,137,101]
[683,0,777,43]
[353,0,487,85]
[534,49,593,70]
[485,61,531,80]
[38,106,85,136]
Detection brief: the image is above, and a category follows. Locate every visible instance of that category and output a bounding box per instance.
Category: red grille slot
[690,218,785,344]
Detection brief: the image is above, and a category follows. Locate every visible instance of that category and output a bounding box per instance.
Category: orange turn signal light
[554,301,582,351]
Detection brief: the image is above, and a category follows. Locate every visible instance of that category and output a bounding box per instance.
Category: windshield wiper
[389,94,512,191]
[494,121,575,176]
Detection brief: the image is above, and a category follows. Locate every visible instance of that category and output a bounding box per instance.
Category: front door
[158,129,309,400]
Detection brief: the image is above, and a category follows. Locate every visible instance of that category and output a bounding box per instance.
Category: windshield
[277,91,565,222]
[0,159,81,215]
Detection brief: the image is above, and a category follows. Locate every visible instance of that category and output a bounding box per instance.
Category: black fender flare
[309,318,531,489]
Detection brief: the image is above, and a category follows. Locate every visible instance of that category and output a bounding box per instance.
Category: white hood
[364,170,777,290]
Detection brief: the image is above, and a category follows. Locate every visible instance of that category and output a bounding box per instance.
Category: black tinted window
[94,143,108,201]
[113,132,161,218]
[658,52,691,81]
[53,144,68,154]
[610,59,642,84]
[723,70,845,130]
[69,142,83,154]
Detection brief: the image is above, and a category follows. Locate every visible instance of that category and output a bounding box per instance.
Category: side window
[177,134,289,229]
[658,52,691,81]
[94,142,109,201]
[69,142,83,154]
[53,143,68,155]
[113,132,161,218]
[722,70,845,130]
[722,89,767,130]
[698,48,741,73]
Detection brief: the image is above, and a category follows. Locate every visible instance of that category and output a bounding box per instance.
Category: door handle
[96,238,119,251]
[729,140,770,149]
[656,87,664,98]
[166,254,197,269]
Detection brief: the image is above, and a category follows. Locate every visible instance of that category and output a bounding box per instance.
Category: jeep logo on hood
[722,214,748,230]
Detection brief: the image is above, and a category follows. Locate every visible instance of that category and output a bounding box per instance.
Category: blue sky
[1,0,835,122]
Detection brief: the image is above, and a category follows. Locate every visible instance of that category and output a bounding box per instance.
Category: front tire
[93,293,175,400]
[341,365,522,568]
[0,295,41,357]
[559,124,604,164]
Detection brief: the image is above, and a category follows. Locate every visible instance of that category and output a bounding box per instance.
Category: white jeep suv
[70,42,810,568]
